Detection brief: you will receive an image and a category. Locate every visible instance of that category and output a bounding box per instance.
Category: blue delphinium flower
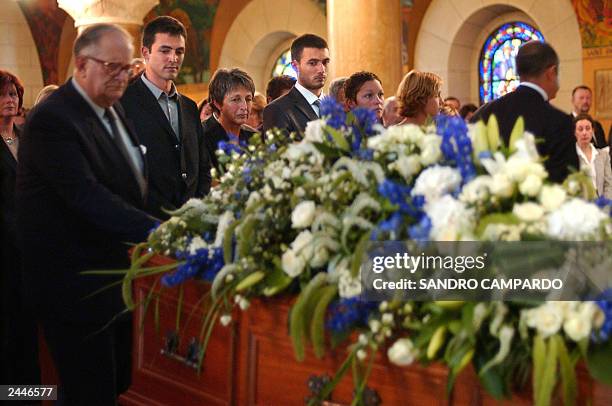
[326,297,376,333]
[161,245,224,287]
[217,140,243,156]
[435,114,476,183]
[350,107,378,160]
[408,215,432,243]
[374,180,428,239]
[243,166,253,184]
[320,96,346,130]
[593,289,612,342]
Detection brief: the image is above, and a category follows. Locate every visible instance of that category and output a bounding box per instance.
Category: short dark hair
[516,40,559,78]
[265,75,296,102]
[290,34,328,62]
[142,16,186,50]
[0,69,24,110]
[572,85,592,97]
[573,113,595,129]
[459,103,477,119]
[208,68,255,114]
[344,71,382,103]
[73,23,132,57]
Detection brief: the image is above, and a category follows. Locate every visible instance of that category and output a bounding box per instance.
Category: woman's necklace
[2,135,15,145]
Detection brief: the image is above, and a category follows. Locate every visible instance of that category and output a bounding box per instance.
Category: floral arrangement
[124,98,612,406]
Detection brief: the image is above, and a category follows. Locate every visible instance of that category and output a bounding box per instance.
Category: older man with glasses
[16,23,158,405]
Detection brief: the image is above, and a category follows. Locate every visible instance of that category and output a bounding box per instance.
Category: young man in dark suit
[16,24,158,404]
[471,41,578,183]
[121,16,211,219]
[262,34,330,137]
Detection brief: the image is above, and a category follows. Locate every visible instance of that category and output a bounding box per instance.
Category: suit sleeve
[20,108,157,242]
[544,111,579,183]
[602,152,612,199]
[262,102,290,135]
[196,119,212,196]
[594,121,607,149]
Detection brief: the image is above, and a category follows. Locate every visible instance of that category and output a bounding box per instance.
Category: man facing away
[121,16,211,220]
[262,34,330,137]
[571,85,607,149]
[16,24,158,405]
[471,40,578,183]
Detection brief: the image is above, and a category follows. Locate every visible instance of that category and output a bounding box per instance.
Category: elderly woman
[396,70,442,126]
[203,68,257,172]
[0,69,40,386]
[344,71,385,121]
[574,113,612,198]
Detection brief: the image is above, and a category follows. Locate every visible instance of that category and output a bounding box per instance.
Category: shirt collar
[71,77,106,120]
[519,81,548,101]
[141,73,178,99]
[576,142,598,161]
[295,82,321,106]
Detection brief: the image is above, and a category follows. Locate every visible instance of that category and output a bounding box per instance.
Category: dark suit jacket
[202,115,256,171]
[471,86,578,182]
[262,86,318,137]
[120,78,211,219]
[592,119,607,150]
[16,79,157,322]
[0,126,18,244]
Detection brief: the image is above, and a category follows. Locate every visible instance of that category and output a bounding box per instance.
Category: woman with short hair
[343,71,385,122]
[396,70,442,126]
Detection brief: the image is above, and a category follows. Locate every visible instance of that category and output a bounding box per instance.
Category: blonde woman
[396,70,442,126]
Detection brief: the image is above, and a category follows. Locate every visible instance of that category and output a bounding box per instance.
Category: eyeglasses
[83,56,134,78]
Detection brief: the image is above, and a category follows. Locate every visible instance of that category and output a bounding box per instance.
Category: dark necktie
[104,108,147,197]
[312,99,321,117]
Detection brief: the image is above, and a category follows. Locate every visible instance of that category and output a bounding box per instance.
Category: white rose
[291,200,316,229]
[539,185,567,212]
[563,311,592,342]
[412,166,462,203]
[310,244,329,268]
[519,173,543,196]
[418,135,443,166]
[460,175,492,204]
[525,303,563,338]
[291,230,314,258]
[488,173,514,198]
[512,202,544,223]
[390,155,421,180]
[504,156,532,182]
[281,249,306,277]
[304,119,326,143]
[425,195,474,241]
[547,199,607,240]
[387,338,417,366]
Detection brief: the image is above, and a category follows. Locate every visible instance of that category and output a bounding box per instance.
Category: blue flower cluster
[350,107,377,160]
[320,96,346,130]
[161,245,224,287]
[593,289,612,342]
[435,114,476,182]
[326,297,376,333]
[217,140,244,156]
[374,180,428,239]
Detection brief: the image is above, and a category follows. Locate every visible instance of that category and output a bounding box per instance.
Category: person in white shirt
[574,113,612,198]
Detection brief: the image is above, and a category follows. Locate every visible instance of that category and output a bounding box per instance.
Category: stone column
[327,0,403,98]
[57,0,159,54]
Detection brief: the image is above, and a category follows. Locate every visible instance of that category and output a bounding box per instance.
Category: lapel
[0,129,17,173]
[289,87,319,122]
[595,153,604,195]
[135,79,178,141]
[63,80,145,202]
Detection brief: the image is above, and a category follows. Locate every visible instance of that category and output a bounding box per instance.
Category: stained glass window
[272,49,297,79]
[479,22,544,104]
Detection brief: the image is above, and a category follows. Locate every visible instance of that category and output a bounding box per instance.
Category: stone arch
[218,0,326,92]
[414,0,582,111]
[58,15,78,84]
[0,1,45,108]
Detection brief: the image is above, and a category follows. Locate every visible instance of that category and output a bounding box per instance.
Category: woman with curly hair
[343,71,385,121]
[396,70,442,126]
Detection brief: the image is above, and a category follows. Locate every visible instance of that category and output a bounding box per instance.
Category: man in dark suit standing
[471,41,578,183]
[121,16,211,220]
[570,85,607,148]
[262,34,330,137]
[16,24,157,405]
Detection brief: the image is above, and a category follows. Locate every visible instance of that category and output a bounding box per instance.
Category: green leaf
[555,335,577,406]
[586,339,612,385]
[478,368,507,400]
[223,218,243,264]
[327,127,350,151]
[307,348,356,406]
[235,270,266,292]
[535,334,559,406]
[472,120,489,162]
[486,114,501,151]
[310,285,338,359]
[289,273,327,361]
[237,215,257,258]
[350,231,371,278]
[475,213,519,238]
[508,116,525,153]
[262,264,293,296]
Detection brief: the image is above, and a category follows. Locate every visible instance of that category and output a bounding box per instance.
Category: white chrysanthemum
[387,338,418,366]
[281,249,306,277]
[291,200,316,229]
[304,119,326,143]
[512,202,544,223]
[412,166,462,203]
[389,155,421,181]
[546,198,606,240]
[460,175,493,204]
[418,134,443,166]
[425,195,474,241]
[519,173,543,196]
[539,185,567,212]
